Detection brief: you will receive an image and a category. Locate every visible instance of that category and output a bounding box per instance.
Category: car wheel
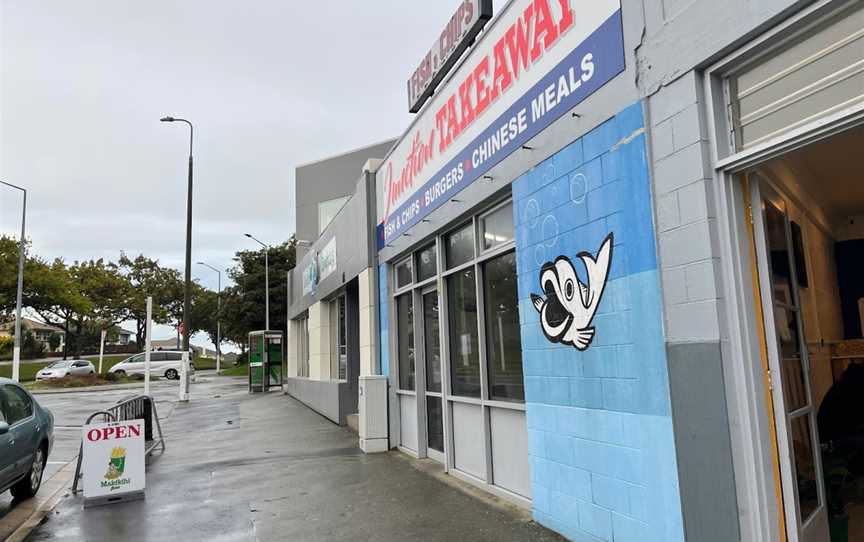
[114,369,126,376]
[11,445,45,500]
[165,369,178,380]
[90,370,95,375]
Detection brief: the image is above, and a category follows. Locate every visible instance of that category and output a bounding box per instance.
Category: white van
[109,351,195,380]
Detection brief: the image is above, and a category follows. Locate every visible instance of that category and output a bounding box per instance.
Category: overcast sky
[0,1,494,346]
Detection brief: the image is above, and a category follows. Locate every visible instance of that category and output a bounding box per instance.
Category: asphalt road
[0,377,185,538]
[22,377,562,542]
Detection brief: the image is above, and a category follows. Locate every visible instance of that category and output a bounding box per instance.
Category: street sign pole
[144,297,152,396]
[99,330,107,374]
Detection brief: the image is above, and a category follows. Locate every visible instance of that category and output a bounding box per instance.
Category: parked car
[0,378,54,500]
[35,359,96,380]
[109,350,195,380]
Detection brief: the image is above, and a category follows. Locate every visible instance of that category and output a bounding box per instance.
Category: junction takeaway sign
[407,0,493,114]
[379,0,626,247]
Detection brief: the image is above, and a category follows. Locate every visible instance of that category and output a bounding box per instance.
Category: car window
[73,361,86,367]
[167,353,182,362]
[1,385,33,425]
[150,353,165,362]
[49,361,71,368]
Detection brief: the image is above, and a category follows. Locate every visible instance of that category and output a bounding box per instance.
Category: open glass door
[751,179,829,541]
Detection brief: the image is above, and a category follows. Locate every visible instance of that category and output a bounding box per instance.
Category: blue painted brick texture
[514,101,684,542]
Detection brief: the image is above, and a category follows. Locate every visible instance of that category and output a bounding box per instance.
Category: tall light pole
[197,261,221,372]
[160,116,194,354]
[1,181,26,382]
[244,234,269,330]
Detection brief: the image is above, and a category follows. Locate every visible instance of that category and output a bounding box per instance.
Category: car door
[126,353,145,374]
[70,361,88,376]
[0,398,14,488]
[148,353,166,374]
[1,385,36,478]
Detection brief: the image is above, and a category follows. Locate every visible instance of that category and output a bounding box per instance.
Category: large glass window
[296,316,310,378]
[396,258,413,289]
[481,203,515,251]
[397,293,415,390]
[416,243,438,282]
[483,251,523,401]
[427,397,444,453]
[423,291,442,393]
[330,295,347,380]
[445,222,475,269]
[447,268,481,397]
[317,196,350,235]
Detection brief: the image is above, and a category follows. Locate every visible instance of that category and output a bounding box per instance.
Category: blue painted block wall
[513,101,685,542]
[378,262,390,376]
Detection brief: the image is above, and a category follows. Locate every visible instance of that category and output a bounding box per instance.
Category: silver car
[35,359,96,380]
[109,351,195,380]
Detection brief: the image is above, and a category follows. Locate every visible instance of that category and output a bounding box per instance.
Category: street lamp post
[160,116,194,354]
[244,234,269,331]
[197,262,222,373]
[1,181,26,382]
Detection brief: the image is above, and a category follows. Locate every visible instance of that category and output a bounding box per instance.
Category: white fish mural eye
[530,233,614,351]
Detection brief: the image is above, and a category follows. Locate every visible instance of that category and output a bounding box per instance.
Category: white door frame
[701,1,864,540]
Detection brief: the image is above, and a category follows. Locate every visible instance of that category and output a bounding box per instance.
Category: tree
[189,287,220,350]
[227,239,296,338]
[117,254,184,347]
[28,258,91,359]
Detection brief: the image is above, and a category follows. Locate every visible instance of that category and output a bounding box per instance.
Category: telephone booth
[248,331,284,393]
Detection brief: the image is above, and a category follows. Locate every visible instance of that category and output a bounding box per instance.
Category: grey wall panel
[490,408,531,499]
[296,139,395,245]
[289,172,377,319]
[399,395,418,451]
[667,341,740,542]
[286,377,349,425]
[451,402,486,480]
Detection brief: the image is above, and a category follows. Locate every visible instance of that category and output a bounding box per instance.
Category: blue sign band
[379,9,625,250]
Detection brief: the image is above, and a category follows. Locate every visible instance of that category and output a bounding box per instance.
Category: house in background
[107,326,134,346]
[0,317,65,352]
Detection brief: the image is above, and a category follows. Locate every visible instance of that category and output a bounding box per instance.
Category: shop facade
[368,0,864,541]
[280,0,864,540]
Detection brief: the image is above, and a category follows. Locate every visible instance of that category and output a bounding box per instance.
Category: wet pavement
[24,377,561,542]
[0,378,183,540]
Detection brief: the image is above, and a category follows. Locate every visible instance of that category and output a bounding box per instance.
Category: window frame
[390,197,524,408]
[1,385,34,427]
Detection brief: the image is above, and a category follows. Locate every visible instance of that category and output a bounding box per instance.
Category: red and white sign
[81,420,146,500]
[378,0,623,240]
[407,0,493,114]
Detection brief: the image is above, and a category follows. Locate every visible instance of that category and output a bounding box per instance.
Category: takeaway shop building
[288,1,864,540]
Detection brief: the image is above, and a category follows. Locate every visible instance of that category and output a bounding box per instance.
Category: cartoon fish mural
[530,233,614,350]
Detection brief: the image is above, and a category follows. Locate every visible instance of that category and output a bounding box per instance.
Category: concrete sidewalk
[26,377,561,542]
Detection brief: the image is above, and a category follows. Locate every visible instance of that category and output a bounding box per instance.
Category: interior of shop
[752,123,864,541]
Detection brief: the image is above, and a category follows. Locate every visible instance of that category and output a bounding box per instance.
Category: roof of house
[0,317,63,333]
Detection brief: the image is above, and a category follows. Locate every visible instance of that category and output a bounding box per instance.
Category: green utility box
[248,330,284,393]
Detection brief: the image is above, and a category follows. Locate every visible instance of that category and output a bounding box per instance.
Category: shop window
[317,196,350,235]
[297,317,310,378]
[416,243,437,282]
[481,203,514,251]
[445,222,475,269]
[447,268,481,397]
[397,293,415,390]
[330,295,347,381]
[483,251,523,401]
[426,396,444,453]
[396,258,413,289]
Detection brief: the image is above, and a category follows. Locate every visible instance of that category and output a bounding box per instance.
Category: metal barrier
[72,394,166,494]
